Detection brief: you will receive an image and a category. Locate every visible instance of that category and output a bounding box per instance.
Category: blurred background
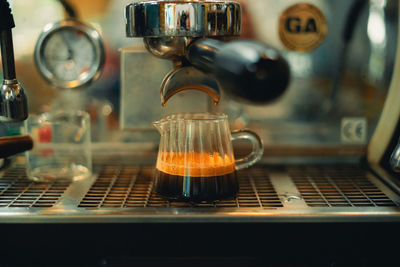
[0,0,398,148]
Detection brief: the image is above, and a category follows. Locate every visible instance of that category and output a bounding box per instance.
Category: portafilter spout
[0,0,28,122]
[160,66,220,106]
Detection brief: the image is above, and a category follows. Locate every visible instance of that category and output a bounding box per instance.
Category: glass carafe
[153,112,263,201]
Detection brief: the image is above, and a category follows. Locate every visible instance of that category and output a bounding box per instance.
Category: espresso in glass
[153,113,263,202]
[154,152,238,201]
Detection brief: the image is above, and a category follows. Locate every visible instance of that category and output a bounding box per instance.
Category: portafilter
[125,0,290,105]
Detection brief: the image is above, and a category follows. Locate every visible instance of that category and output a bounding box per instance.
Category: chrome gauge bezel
[34,19,105,89]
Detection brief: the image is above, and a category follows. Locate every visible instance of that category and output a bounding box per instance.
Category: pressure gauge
[34,19,105,89]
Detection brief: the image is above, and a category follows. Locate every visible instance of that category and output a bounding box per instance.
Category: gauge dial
[34,19,105,89]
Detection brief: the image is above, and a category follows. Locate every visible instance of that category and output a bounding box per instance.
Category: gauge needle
[61,31,74,60]
[49,56,70,61]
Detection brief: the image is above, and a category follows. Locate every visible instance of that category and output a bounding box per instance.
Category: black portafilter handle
[187,39,290,104]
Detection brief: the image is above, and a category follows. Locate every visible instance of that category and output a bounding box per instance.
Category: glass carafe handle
[231,129,264,171]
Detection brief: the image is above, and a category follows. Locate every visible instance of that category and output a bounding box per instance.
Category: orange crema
[156,152,236,177]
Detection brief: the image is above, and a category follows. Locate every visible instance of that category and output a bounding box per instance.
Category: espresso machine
[0,0,400,266]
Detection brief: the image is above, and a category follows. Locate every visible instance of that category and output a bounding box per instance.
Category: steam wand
[0,0,28,122]
[0,1,32,161]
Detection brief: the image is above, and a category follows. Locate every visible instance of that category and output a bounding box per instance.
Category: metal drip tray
[0,162,400,223]
[288,166,398,207]
[79,166,283,209]
[0,168,71,208]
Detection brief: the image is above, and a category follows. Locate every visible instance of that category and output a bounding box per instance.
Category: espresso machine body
[0,0,399,266]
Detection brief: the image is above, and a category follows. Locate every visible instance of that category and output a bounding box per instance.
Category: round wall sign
[279,3,327,52]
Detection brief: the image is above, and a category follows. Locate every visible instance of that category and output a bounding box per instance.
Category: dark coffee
[154,169,238,201]
[154,152,238,201]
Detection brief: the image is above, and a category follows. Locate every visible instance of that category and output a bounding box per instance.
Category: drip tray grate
[289,166,398,207]
[1,163,400,222]
[79,166,283,209]
[0,168,71,208]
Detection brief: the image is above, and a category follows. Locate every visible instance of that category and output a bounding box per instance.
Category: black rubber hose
[59,0,78,19]
[343,0,369,43]
[330,0,368,102]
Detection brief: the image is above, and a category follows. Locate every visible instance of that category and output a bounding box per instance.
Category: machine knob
[188,39,290,104]
[0,135,33,159]
[390,138,400,172]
